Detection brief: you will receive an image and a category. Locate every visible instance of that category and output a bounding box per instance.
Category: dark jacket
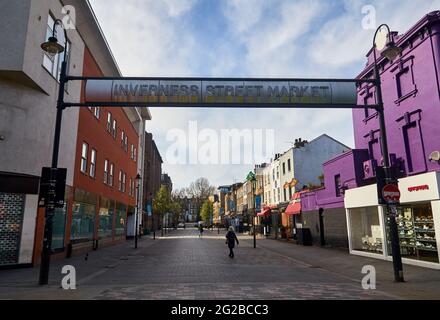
[226,231,239,248]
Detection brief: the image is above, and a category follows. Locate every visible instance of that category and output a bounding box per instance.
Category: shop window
[349,206,383,254]
[115,203,127,236]
[52,203,67,250]
[98,199,114,238]
[80,142,88,173]
[71,202,96,243]
[387,203,438,263]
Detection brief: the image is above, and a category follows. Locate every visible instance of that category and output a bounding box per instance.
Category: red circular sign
[382,184,400,203]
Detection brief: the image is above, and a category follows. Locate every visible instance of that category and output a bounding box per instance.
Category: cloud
[88,0,437,189]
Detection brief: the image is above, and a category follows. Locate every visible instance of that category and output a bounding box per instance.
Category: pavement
[0,227,439,300]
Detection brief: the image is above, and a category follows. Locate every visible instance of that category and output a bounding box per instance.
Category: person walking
[198,224,204,238]
[226,226,239,258]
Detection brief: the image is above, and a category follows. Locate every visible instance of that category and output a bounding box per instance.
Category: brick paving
[0,227,438,299]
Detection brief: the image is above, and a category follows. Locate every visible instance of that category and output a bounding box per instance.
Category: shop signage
[382,184,401,204]
[84,79,358,107]
[408,185,430,192]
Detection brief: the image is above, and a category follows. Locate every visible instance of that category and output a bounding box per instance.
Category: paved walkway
[0,228,438,300]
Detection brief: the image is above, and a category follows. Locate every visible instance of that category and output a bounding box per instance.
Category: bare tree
[184,178,215,221]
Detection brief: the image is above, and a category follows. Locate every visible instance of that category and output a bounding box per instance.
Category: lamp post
[150,192,155,240]
[39,19,68,285]
[372,24,404,282]
[135,174,141,249]
[246,171,257,248]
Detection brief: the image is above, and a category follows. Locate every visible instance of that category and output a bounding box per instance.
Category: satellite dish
[374,25,388,51]
[429,151,440,162]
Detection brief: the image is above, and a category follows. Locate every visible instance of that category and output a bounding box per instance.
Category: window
[119,170,123,191]
[131,144,134,159]
[282,162,285,175]
[335,174,342,197]
[121,130,125,148]
[134,147,137,161]
[287,159,291,172]
[124,136,128,152]
[94,107,100,119]
[112,120,117,139]
[349,206,382,254]
[71,202,96,243]
[122,173,126,193]
[43,14,70,81]
[129,178,133,196]
[90,149,97,178]
[81,142,88,173]
[107,112,112,132]
[283,188,287,202]
[109,163,114,186]
[104,159,109,184]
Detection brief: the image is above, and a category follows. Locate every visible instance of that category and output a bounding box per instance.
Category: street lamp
[372,24,404,282]
[39,19,69,285]
[150,192,155,240]
[246,171,257,248]
[135,173,141,249]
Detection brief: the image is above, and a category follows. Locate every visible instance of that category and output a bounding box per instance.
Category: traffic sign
[382,184,400,204]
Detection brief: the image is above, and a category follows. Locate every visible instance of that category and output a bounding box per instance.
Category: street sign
[382,184,400,204]
[38,167,67,209]
[84,78,358,108]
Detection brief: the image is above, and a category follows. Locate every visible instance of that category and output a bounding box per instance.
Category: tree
[200,199,213,225]
[153,186,171,235]
[186,178,215,220]
[168,201,182,227]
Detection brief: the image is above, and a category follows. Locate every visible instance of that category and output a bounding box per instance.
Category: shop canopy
[285,192,302,215]
[257,206,271,217]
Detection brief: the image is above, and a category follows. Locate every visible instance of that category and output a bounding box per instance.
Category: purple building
[301,11,440,269]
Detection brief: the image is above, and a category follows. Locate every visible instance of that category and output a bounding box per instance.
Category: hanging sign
[84,78,358,107]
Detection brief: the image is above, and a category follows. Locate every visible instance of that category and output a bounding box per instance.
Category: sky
[88,0,440,190]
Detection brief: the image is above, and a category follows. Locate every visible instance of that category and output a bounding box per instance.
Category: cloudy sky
[89,0,439,189]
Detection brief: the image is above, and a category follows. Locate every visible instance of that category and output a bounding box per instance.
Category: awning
[257,206,271,217]
[285,192,302,215]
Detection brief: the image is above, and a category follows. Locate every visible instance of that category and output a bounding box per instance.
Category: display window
[386,203,438,263]
[71,202,96,243]
[98,198,114,238]
[115,202,127,236]
[349,206,383,254]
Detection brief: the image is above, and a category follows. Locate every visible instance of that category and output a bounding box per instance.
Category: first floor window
[104,159,109,184]
[119,170,123,191]
[122,173,126,193]
[131,144,134,159]
[109,163,114,186]
[90,149,97,178]
[81,142,88,173]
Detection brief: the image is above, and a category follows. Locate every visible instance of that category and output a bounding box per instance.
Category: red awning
[285,192,302,215]
[257,206,271,217]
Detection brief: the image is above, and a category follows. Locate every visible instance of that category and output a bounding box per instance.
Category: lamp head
[41,36,64,57]
[135,173,142,181]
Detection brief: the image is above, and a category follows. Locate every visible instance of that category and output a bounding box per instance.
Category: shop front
[345,171,440,269]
